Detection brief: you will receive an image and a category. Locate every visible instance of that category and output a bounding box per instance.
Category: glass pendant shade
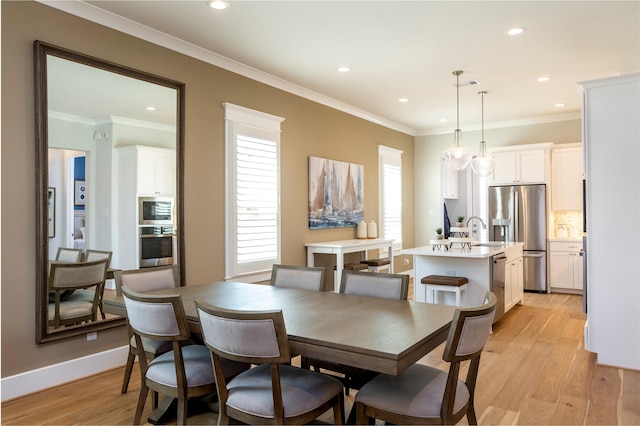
[470,91,496,177]
[442,70,471,170]
[470,140,496,176]
[443,129,472,170]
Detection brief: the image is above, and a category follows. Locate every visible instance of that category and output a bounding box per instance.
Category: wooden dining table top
[104,280,457,376]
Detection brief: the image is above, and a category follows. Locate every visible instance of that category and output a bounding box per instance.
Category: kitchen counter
[402,242,523,259]
[403,242,524,310]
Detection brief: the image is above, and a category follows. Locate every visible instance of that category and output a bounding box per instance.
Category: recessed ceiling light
[555,103,566,108]
[506,27,526,36]
[537,76,550,82]
[398,98,409,103]
[208,0,229,10]
[146,106,156,111]
[337,66,350,73]
[439,118,448,122]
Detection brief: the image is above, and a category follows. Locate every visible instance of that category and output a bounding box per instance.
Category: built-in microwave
[139,196,174,225]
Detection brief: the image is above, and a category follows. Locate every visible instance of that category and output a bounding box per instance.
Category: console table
[305,238,394,292]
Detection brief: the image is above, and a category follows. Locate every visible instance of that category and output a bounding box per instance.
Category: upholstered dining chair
[114,265,179,394]
[48,258,109,329]
[55,247,83,263]
[354,291,497,425]
[303,269,410,393]
[270,264,326,291]
[195,299,345,425]
[122,286,248,425]
[67,249,112,319]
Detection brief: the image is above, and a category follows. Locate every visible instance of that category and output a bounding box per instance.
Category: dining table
[104,280,456,423]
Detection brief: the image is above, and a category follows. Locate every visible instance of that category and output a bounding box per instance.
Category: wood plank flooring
[3,292,640,425]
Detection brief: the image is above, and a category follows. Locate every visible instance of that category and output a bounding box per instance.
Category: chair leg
[121,350,136,394]
[467,403,478,425]
[177,396,187,426]
[133,381,149,425]
[333,392,345,425]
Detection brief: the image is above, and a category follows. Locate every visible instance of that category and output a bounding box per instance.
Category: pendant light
[442,70,472,170]
[470,91,496,177]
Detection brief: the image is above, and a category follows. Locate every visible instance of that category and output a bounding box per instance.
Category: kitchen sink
[472,241,505,247]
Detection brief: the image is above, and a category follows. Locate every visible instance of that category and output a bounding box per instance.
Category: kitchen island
[402,242,524,316]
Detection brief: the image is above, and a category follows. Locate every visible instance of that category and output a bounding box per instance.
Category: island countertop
[402,242,524,259]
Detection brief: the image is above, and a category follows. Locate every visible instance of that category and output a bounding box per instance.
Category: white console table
[305,238,394,292]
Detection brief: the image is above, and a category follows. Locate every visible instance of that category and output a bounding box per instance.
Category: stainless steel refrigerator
[488,184,548,293]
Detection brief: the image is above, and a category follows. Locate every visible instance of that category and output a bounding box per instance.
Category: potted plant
[456,216,465,227]
[435,227,443,239]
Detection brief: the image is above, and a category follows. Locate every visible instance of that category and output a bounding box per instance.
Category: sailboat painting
[308,156,364,229]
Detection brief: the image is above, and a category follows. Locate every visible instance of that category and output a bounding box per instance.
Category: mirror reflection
[36,41,184,343]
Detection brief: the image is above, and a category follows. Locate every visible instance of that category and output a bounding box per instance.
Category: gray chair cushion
[355,363,470,419]
[226,364,343,418]
[146,344,246,388]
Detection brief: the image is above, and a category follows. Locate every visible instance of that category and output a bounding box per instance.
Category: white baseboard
[1,345,128,402]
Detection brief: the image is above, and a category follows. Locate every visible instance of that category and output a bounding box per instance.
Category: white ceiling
[44,0,640,135]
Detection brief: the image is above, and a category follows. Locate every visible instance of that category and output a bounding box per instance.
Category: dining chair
[270,264,326,291]
[303,269,410,393]
[195,299,345,425]
[354,291,498,425]
[48,258,109,329]
[55,247,83,263]
[114,265,179,394]
[122,286,248,425]
[67,250,113,319]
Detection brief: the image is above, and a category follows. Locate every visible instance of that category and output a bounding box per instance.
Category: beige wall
[1,1,414,377]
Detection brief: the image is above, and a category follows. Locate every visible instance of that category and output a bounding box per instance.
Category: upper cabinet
[551,144,583,211]
[136,147,176,196]
[441,157,459,199]
[489,143,552,185]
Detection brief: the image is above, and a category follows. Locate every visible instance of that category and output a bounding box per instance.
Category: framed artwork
[74,180,86,206]
[47,187,55,238]
[308,156,364,229]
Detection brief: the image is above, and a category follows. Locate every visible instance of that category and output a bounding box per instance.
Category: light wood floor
[3,292,640,425]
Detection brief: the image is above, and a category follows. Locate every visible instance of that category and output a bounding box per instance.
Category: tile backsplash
[551,211,583,238]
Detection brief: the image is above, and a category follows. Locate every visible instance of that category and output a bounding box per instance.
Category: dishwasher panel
[492,255,506,323]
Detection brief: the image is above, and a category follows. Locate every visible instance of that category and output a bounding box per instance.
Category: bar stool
[359,258,391,273]
[420,275,468,306]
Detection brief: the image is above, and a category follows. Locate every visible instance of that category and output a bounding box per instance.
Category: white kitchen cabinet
[505,254,523,311]
[551,145,583,211]
[490,144,551,185]
[549,241,583,292]
[441,158,459,199]
[580,73,640,370]
[136,147,176,195]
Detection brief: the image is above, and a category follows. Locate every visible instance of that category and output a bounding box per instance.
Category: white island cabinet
[402,243,523,312]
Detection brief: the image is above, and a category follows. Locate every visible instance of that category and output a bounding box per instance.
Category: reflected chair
[195,300,345,425]
[303,269,410,393]
[355,292,497,425]
[48,258,109,329]
[114,265,179,394]
[270,264,326,291]
[122,287,248,425]
[55,247,83,262]
[67,249,113,319]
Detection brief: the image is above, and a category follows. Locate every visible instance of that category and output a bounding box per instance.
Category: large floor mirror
[35,41,185,343]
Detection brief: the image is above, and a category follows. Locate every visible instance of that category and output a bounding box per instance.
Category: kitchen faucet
[466,216,487,240]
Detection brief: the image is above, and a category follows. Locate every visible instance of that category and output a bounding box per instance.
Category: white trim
[1,346,129,402]
[36,0,415,136]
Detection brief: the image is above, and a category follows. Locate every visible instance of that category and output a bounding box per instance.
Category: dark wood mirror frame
[35,41,185,343]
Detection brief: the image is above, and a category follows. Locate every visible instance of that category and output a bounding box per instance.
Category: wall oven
[139,226,175,268]
[139,197,174,225]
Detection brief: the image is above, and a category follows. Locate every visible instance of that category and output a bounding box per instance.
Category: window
[224,103,284,281]
[378,145,403,252]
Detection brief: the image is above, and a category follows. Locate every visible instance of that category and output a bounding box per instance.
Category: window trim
[223,103,284,282]
[378,145,404,255]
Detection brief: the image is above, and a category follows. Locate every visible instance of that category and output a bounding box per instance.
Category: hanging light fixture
[470,91,496,177]
[442,70,472,170]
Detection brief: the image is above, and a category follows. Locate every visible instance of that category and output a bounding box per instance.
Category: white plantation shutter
[224,103,284,281]
[379,146,403,252]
